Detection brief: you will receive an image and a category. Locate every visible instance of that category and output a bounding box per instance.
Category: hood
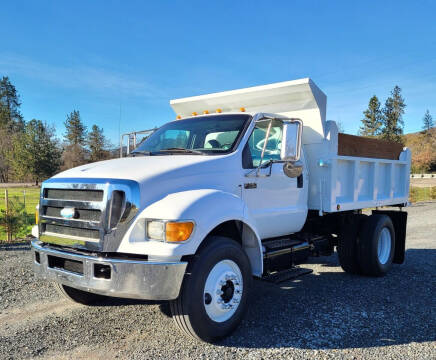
[52,154,237,184]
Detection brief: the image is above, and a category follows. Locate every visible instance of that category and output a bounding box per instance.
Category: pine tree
[64,110,87,145]
[62,110,88,170]
[0,76,24,131]
[422,110,434,133]
[11,120,61,184]
[359,95,382,137]
[380,86,406,143]
[88,124,110,162]
[0,77,24,182]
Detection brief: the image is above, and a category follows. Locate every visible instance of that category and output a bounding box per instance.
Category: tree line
[0,76,112,184]
[359,85,435,172]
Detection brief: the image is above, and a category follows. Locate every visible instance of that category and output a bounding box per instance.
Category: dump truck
[31,78,411,342]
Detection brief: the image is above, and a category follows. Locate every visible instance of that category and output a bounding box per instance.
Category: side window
[243,122,283,168]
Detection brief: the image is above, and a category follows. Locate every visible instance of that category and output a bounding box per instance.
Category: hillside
[403,128,436,172]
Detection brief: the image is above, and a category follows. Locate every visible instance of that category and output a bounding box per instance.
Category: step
[262,266,313,283]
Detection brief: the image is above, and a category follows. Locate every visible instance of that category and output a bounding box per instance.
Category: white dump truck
[31,78,411,342]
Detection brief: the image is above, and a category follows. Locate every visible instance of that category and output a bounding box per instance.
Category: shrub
[431,187,436,200]
[409,187,419,203]
[0,197,31,241]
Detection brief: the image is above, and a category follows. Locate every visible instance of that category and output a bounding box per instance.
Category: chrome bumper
[31,240,187,300]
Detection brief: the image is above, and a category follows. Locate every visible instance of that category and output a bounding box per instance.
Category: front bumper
[31,240,187,300]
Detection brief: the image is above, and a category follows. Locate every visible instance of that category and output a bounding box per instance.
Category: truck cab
[31,78,410,342]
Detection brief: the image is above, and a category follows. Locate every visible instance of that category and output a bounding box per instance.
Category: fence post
[5,189,12,242]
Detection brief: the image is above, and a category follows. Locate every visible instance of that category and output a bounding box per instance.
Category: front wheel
[170,237,252,342]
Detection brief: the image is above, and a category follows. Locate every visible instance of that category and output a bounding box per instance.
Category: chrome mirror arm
[256,119,273,177]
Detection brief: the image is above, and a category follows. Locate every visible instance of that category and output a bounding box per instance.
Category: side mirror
[280,120,302,162]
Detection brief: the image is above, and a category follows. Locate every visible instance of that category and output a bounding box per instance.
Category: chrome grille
[44,206,101,222]
[44,224,100,239]
[45,189,104,202]
[39,179,140,252]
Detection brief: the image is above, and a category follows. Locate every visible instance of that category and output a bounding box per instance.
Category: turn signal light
[240,107,246,112]
[216,108,222,113]
[166,222,194,242]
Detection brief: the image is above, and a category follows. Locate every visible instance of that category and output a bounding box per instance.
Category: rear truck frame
[31,78,410,342]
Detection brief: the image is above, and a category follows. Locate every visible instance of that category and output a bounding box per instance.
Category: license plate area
[47,255,84,275]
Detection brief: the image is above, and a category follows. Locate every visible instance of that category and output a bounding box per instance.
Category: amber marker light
[240,107,246,112]
[216,108,222,113]
[203,110,209,114]
[35,204,39,225]
[192,112,198,116]
[176,115,182,120]
[166,221,194,242]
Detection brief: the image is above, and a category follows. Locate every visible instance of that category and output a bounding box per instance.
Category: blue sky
[1,0,435,145]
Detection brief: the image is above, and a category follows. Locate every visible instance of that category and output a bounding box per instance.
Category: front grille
[44,224,100,239]
[45,189,103,202]
[44,206,101,222]
[38,180,139,251]
[40,186,107,248]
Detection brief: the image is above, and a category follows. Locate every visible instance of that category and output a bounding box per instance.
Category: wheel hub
[377,227,392,265]
[203,259,243,322]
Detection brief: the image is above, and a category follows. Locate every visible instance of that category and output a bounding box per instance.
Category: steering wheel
[220,142,233,149]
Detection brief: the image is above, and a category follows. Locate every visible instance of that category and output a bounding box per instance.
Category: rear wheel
[358,214,395,276]
[55,283,107,305]
[170,237,252,342]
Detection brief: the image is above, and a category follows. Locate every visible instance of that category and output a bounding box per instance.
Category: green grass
[409,186,436,203]
[0,187,40,241]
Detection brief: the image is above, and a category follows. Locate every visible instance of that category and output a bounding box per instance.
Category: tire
[337,215,366,274]
[55,283,107,305]
[170,237,252,342]
[358,214,395,277]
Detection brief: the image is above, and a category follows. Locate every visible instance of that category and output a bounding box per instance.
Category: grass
[409,186,436,203]
[0,185,435,242]
[0,187,40,241]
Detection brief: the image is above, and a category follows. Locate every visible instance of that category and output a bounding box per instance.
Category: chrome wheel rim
[377,227,392,265]
[203,259,243,323]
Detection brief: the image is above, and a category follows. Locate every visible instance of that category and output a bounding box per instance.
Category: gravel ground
[0,203,435,360]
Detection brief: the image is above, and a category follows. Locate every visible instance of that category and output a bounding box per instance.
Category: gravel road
[1,203,435,360]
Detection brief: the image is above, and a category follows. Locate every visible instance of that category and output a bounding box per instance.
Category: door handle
[244,183,257,189]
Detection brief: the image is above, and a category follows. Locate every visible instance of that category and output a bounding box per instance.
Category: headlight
[147,221,165,240]
[146,220,194,242]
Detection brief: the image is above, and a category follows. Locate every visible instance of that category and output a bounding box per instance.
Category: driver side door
[241,121,308,239]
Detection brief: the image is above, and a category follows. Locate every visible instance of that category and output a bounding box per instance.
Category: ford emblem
[60,207,76,219]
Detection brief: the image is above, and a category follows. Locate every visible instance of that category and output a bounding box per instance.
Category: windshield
[132,114,250,155]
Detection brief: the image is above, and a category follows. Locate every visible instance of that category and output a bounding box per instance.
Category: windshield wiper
[129,150,154,156]
[159,148,205,155]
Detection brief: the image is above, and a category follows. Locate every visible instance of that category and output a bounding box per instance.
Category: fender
[117,189,264,276]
